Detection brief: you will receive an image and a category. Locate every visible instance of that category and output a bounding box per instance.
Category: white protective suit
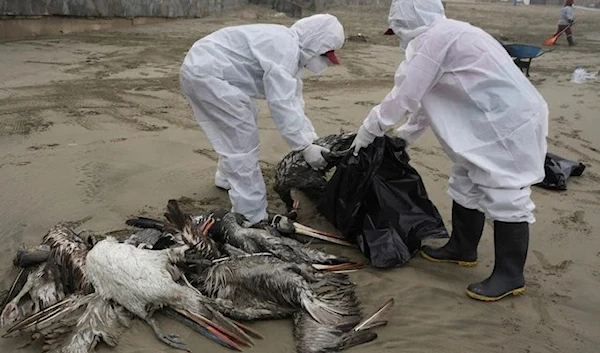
[360,0,548,223]
[180,14,345,225]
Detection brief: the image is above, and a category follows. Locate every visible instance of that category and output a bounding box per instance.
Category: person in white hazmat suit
[351,0,548,302]
[180,14,345,226]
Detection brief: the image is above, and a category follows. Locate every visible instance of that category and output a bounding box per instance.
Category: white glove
[302,144,330,171]
[351,125,377,156]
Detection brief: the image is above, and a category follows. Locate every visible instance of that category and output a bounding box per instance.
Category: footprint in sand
[27,143,60,151]
[192,149,219,162]
[533,298,553,326]
[0,161,31,169]
[76,162,109,204]
[354,101,377,106]
[551,210,591,236]
[532,250,573,276]
[554,116,567,124]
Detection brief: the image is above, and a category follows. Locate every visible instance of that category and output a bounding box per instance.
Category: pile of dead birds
[0,199,393,353]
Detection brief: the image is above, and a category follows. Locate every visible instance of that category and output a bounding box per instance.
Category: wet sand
[1,2,600,352]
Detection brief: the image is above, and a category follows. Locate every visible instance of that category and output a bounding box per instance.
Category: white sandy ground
[1,2,600,352]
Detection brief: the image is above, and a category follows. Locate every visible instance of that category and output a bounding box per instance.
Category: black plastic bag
[317,135,449,268]
[535,152,586,191]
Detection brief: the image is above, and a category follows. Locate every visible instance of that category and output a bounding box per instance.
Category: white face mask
[305,56,330,75]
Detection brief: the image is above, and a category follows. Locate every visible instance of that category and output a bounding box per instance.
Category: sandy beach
[1,1,600,352]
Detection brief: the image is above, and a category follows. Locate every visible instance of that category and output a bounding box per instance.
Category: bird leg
[145,316,190,352]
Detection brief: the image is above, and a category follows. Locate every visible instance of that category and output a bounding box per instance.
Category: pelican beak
[271,215,355,247]
[312,262,366,272]
[231,320,264,340]
[200,216,216,237]
[351,298,395,332]
[163,308,244,351]
[293,223,348,241]
[291,224,356,247]
[171,308,256,351]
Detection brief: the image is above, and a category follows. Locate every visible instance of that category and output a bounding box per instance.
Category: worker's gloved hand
[302,144,330,171]
[351,125,377,156]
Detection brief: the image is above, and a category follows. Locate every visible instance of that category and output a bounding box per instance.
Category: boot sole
[419,250,478,267]
[465,286,526,302]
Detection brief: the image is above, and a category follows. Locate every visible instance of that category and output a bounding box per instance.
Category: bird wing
[42,225,93,295]
[3,294,133,353]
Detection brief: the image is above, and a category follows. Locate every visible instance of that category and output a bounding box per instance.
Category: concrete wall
[0,0,248,18]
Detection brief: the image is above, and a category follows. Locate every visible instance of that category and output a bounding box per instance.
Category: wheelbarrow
[501,43,554,77]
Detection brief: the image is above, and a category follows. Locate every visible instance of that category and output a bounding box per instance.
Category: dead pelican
[198,254,359,324]
[293,297,394,353]
[84,236,258,351]
[274,132,356,219]
[196,254,393,352]
[1,224,94,328]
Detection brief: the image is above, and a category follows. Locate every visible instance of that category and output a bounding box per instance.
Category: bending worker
[351,0,548,302]
[180,14,345,226]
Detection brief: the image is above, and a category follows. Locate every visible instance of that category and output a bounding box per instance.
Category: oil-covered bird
[195,253,393,353]
[1,224,94,328]
[274,131,356,220]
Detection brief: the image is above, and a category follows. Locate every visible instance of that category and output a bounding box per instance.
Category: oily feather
[200,255,361,326]
[41,224,94,295]
[206,212,350,265]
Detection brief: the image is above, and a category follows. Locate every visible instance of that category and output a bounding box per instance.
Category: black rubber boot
[567,35,576,46]
[420,201,485,267]
[466,221,529,302]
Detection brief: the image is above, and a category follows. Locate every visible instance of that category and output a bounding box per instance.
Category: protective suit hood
[386,0,446,49]
[291,14,345,74]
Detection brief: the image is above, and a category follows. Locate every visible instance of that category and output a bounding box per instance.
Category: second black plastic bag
[317,135,449,268]
[535,152,586,191]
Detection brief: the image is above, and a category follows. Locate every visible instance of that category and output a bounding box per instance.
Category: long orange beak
[200,216,215,237]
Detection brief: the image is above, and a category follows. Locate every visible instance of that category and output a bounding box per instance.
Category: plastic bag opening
[317,135,449,268]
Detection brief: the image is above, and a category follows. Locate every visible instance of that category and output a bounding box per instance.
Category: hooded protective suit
[353,0,548,223]
[180,14,345,225]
